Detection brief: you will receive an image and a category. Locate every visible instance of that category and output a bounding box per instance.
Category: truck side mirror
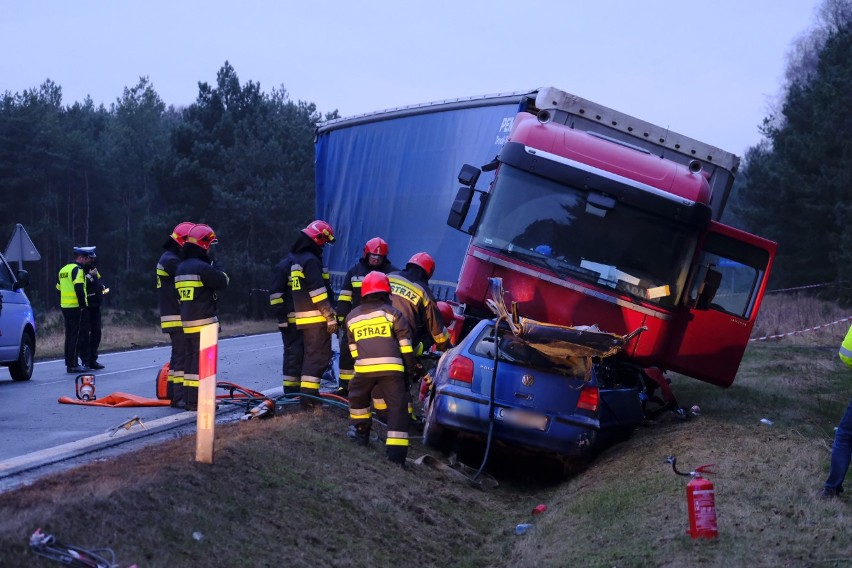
[458,164,481,188]
[14,269,29,290]
[695,268,722,310]
[447,187,475,231]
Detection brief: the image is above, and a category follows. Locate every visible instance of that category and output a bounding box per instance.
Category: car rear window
[471,324,589,379]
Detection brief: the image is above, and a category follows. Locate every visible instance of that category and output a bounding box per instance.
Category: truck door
[664,222,776,387]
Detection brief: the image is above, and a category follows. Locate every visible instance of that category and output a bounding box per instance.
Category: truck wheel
[9,331,34,381]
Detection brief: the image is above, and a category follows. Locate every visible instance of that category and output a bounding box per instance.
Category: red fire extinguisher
[667,455,718,539]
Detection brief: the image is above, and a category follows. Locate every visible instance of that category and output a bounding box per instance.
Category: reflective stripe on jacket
[175,256,229,333]
[289,249,334,329]
[345,300,416,376]
[388,271,449,348]
[840,324,852,367]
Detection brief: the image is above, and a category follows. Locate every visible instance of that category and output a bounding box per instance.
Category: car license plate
[495,408,547,431]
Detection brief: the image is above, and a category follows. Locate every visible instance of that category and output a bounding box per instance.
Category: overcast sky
[1,0,823,156]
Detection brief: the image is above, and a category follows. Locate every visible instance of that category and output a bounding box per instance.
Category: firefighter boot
[351,423,370,447]
[171,383,186,410]
[386,445,408,469]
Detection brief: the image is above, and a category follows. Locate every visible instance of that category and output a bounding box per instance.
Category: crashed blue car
[421,318,645,464]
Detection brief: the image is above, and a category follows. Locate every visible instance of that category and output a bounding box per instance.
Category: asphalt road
[0,333,289,482]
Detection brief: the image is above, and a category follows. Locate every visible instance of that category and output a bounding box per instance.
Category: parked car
[421,318,644,466]
[0,251,36,381]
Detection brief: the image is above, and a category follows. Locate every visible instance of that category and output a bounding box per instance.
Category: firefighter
[335,237,399,396]
[175,224,229,411]
[157,222,194,408]
[381,252,451,417]
[82,247,107,370]
[388,252,450,353]
[269,250,297,394]
[57,247,93,373]
[345,271,416,467]
[288,220,337,409]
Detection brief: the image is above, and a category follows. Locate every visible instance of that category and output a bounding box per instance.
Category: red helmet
[170,221,195,246]
[302,220,336,246]
[362,271,391,297]
[436,301,455,327]
[185,224,218,251]
[407,252,435,279]
[363,237,389,257]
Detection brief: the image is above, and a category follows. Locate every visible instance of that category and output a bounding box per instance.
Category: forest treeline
[728,0,852,301]
[1,0,851,327]
[0,62,337,321]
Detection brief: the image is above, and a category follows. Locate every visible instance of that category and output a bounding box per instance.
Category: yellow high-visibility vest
[57,263,86,308]
[839,324,852,367]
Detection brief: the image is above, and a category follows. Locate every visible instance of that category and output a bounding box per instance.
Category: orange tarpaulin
[58,382,269,407]
[58,392,171,407]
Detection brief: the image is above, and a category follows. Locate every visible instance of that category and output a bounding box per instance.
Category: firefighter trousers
[348,372,410,464]
[280,325,302,394]
[167,329,188,406]
[182,330,201,411]
[296,325,331,408]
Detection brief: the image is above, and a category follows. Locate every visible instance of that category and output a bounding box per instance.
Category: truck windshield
[472,165,697,308]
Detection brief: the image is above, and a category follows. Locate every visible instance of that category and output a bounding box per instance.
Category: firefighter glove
[326,318,339,335]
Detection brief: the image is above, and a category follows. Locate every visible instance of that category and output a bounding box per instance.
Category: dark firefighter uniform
[57,248,91,372]
[158,234,189,407]
[336,256,398,393]
[175,229,228,411]
[290,246,337,407]
[388,270,450,352]
[346,290,416,466]
[269,253,299,394]
[378,267,449,416]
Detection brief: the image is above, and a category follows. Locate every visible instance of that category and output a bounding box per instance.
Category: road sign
[4,224,41,263]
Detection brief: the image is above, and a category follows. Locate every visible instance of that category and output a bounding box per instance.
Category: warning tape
[750,316,852,342]
[764,282,832,294]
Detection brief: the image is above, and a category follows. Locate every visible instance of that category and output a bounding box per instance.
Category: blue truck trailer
[314,91,534,295]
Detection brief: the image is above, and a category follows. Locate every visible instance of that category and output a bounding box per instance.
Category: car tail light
[448,355,474,384]
[577,385,599,412]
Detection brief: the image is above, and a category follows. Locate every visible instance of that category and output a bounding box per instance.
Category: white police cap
[73,246,97,258]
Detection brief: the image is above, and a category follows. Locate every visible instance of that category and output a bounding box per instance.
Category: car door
[0,255,24,361]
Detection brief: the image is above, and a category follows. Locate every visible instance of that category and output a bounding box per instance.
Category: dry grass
[2,295,851,567]
[35,309,276,361]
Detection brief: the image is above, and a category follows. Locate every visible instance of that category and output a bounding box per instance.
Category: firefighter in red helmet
[389,251,450,353]
[335,237,399,396]
[157,221,194,408]
[345,271,416,467]
[175,224,229,411]
[287,220,338,408]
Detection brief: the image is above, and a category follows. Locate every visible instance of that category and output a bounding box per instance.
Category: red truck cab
[448,88,776,388]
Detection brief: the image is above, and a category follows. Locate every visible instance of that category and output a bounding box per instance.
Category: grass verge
[2,298,850,567]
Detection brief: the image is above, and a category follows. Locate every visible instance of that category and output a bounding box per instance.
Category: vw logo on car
[521,374,535,387]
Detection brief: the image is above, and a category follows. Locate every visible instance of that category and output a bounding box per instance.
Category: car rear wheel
[9,331,34,381]
[422,394,456,451]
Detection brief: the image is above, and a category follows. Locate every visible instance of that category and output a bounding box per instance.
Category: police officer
[158,222,194,408]
[175,224,229,411]
[345,271,416,467]
[57,247,92,373]
[288,220,337,409]
[335,237,398,396]
[83,247,107,370]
